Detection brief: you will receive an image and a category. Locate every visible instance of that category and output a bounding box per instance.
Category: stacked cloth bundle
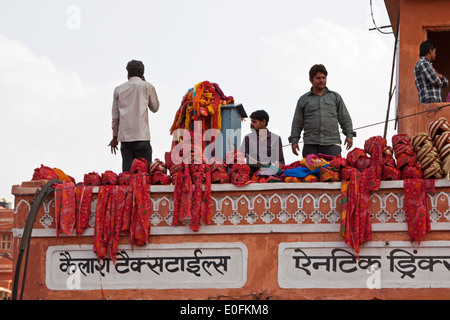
[32,164,75,183]
[283,154,332,183]
[169,80,234,135]
[428,117,450,178]
[392,134,423,179]
[53,158,153,262]
[225,150,253,186]
[412,132,444,179]
[149,159,172,185]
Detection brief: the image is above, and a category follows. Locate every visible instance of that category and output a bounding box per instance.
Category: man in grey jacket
[289,64,356,158]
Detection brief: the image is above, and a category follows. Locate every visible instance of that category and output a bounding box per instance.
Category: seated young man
[240,110,285,177]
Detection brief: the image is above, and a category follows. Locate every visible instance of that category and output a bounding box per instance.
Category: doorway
[427,30,450,102]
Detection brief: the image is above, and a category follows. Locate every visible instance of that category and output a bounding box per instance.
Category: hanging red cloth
[108,185,127,261]
[54,181,76,236]
[75,185,93,235]
[403,179,435,245]
[180,164,194,224]
[339,169,373,257]
[94,185,113,259]
[128,173,152,246]
[94,184,131,261]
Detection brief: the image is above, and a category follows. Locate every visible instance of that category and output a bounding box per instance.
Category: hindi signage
[46,242,247,290]
[278,241,450,289]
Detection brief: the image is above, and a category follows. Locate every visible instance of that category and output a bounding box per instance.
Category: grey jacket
[288,87,356,145]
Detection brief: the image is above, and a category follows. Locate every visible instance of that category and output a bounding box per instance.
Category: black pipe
[12,179,61,300]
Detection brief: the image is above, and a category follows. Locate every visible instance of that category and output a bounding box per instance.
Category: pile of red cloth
[169,80,234,135]
[225,150,253,186]
[392,134,423,179]
[32,164,75,183]
[53,159,153,261]
[149,159,172,185]
[211,162,230,184]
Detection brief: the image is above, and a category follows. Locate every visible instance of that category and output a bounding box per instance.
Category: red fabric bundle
[211,163,230,184]
[32,165,58,180]
[130,158,149,174]
[402,163,423,179]
[230,164,252,186]
[364,136,387,156]
[54,181,76,236]
[281,161,302,170]
[404,179,435,244]
[392,133,421,179]
[355,157,371,172]
[346,148,368,167]
[83,172,102,186]
[394,143,415,158]
[329,158,348,171]
[118,172,132,185]
[382,146,396,168]
[382,166,401,180]
[149,159,166,174]
[392,133,411,148]
[101,170,119,185]
[75,185,93,235]
[341,167,357,181]
[396,153,418,170]
[149,159,171,185]
[152,172,172,185]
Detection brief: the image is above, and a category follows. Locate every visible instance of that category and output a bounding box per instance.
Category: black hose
[12,179,61,300]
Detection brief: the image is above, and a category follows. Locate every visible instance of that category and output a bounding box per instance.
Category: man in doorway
[414,40,448,103]
[289,64,356,158]
[109,60,160,172]
[240,110,285,176]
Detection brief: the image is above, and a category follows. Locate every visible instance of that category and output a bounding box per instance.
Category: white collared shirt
[112,77,160,142]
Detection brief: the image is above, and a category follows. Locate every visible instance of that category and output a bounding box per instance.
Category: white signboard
[46,242,247,290]
[278,241,450,289]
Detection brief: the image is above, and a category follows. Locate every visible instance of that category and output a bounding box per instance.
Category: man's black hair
[250,110,269,126]
[126,60,145,78]
[419,40,436,57]
[309,64,328,80]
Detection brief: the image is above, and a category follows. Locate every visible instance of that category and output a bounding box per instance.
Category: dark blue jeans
[302,144,341,158]
[120,141,152,172]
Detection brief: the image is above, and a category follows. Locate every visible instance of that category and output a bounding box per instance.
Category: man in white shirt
[109,60,160,172]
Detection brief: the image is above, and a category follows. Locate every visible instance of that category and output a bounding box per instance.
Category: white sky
[0,0,397,203]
